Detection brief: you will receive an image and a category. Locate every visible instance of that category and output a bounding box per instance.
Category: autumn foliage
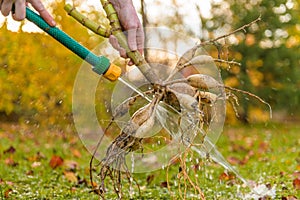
[0,1,104,126]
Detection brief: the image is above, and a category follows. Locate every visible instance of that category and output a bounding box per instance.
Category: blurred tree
[139,0,299,122]
[201,0,300,122]
[0,0,106,127]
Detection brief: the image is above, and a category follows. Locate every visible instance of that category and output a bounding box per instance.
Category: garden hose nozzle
[24,6,121,81]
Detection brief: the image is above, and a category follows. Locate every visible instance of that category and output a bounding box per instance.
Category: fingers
[0,0,55,26]
[13,0,26,21]
[110,28,144,66]
[136,25,144,55]
[127,29,137,51]
[29,0,56,26]
[1,0,13,16]
[0,0,26,21]
[109,35,127,58]
[109,35,136,66]
[127,25,144,55]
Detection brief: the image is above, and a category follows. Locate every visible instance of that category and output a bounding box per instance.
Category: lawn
[0,122,299,199]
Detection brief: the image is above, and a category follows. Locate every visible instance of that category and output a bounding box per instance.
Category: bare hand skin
[0,0,56,26]
[109,0,144,65]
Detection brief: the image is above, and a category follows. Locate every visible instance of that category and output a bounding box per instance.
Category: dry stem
[198,15,261,47]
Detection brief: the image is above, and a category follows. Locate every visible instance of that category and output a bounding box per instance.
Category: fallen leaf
[3,146,16,154]
[64,171,78,183]
[64,160,78,171]
[71,149,81,158]
[292,178,300,190]
[229,144,248,153]
[26,170,34,176]
[279,171,286,177]
[160,181,168,188]
[5,157,18,167]
[258,141,269,154]
[146,174,155,185]
[219,172,235,181]
[227,156,242,165]
[28,152,46,162]
[192,163,201,172]
[282,195,298,200]
[49,155,64,169]
[292,171,300,179]
[77,178,88,186]
[91,181,98,187]
[4,181,14,186]
[31,162,41,168]
[70,187,77,193]
[4,188,12,198]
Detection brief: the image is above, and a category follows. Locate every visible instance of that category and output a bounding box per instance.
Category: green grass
[0,122,299,199]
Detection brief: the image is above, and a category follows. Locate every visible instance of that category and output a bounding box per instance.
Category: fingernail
[51,20,56,26]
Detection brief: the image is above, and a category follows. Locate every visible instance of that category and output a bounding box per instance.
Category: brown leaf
[227,156,242,165]
[292,178,300,190]
[49,155,64,169]
[26,170,34,176]
[3,146,16,154]
[28,152,46,162]
[282,195,298,200]
[146,174,155,185]
[77,178,88,186]
[4,188,12,198]
[219,172,235,181]
[70,187,77,193]
[5,157,18,167]
[258,141,269,154]
[64,171,78,183]
[160,181,168,188]
[192,163,201,172]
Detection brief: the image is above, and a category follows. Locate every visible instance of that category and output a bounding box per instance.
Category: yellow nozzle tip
[103,63,121,81]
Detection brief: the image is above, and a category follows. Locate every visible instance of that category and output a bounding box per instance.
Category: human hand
[109,0,144,65]
[0,0,56,26]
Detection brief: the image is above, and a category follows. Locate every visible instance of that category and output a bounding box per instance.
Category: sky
[0,0,212,35]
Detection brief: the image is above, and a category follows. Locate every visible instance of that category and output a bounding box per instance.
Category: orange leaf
[91,181,98,187]
[4,189,12,198]
[219,172,235,181]
[64,171,78,183]
[71,149,82,158]
[49,155,64,169]
[293,178,300,190]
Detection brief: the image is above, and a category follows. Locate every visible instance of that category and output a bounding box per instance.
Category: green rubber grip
[25,7,110,75]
